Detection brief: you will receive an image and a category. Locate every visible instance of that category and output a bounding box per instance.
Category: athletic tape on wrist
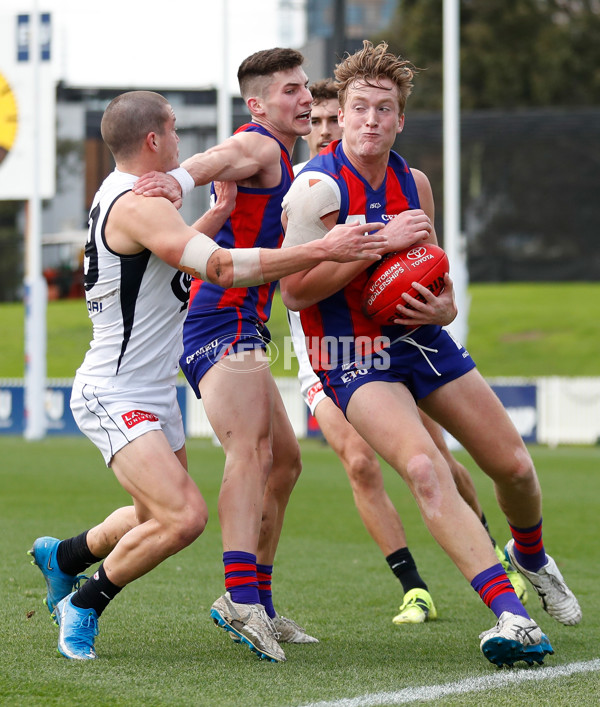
[167,167,195,197]
[179,233,220,280]
[231,248,265,287]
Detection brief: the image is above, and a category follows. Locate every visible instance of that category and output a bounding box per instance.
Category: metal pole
[24,0,47,440]
[443,0,469,345]
[217,0,231,144]
[330,0,346,75]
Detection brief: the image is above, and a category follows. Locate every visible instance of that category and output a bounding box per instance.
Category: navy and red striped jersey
[297,140,421,371]
[188,123,294,323]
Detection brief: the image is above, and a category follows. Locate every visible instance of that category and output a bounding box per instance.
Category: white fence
[186,376,600,446]
[538,377,600,446]
[2,376,599,445]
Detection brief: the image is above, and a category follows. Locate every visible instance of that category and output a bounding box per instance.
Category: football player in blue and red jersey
[288,80,528,626]
[134,48,385,663]
[281,41,580,668]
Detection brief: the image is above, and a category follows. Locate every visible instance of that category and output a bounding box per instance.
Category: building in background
[302,0,395,78]
[38,85,249,300]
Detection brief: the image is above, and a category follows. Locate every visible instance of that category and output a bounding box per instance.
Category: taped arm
[282,171,341,246]
[280,173,376,310]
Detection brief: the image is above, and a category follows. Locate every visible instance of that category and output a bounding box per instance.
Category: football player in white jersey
[28,90,387,661]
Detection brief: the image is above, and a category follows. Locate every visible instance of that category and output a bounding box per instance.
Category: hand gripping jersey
[187,123,294,324]
[295,140,429,372]
[75,169,191,389]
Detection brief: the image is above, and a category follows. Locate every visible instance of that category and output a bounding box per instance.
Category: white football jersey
[75,169,191,389]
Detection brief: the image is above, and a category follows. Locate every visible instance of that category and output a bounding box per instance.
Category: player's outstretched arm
[258,221,385,283]
[133,132,280,203]
[182,221,386,288]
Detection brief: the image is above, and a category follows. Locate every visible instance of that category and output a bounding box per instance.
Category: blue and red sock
[509,519,547,572]
[471,564,529,619]
[223,551,259,605]
[257,563,276,618]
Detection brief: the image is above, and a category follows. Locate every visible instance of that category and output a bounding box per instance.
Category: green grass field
[1,282,600,378]
[1,438,599,706]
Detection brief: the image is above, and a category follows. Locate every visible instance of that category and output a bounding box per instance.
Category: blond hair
[335,40,416,114]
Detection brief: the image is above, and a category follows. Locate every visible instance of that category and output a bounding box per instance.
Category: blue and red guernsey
[297,140,421,371]
[188,123,294,323]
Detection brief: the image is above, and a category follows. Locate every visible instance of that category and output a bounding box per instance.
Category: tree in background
[376,0,600,110]
[371,0,600,281]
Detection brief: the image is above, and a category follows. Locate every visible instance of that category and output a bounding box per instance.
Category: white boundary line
[296,659,600,707]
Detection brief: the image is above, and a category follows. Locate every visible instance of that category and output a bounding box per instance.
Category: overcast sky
[2,0,305,92]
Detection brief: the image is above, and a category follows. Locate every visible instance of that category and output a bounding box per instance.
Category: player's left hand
[393,273,457,327]
[212,180,237,214]
[134,172,183,209]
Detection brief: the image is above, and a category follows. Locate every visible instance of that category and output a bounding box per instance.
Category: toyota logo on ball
[407,246,428,259]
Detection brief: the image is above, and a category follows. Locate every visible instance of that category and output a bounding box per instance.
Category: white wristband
[167,167,195,197]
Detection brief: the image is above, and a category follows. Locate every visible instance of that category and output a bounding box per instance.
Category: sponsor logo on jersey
[122,410,159,429]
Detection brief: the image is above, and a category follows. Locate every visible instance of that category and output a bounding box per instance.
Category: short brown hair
[101,91,170,160]
[335,40,416,114]
[309,78,338,105]
[237,47,304,100]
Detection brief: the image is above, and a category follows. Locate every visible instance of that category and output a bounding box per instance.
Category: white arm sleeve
[282,171,341,247]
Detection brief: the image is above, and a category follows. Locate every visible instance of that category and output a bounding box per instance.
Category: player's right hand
[324,221,386,262]
[382,209,432,252]
[134,172,183,210]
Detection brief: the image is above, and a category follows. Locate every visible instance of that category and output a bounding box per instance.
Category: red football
[362,244,449,326]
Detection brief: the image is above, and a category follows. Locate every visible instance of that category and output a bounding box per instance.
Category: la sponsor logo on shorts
[306,381,323,406]
[122,410,159,429]
[185,333,280,372]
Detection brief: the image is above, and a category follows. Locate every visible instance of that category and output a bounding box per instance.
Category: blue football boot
[28,536,86,619]
[55,592,99,660]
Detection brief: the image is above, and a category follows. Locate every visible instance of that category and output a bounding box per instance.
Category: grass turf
[2,282,600,378]
[1,437,598,706]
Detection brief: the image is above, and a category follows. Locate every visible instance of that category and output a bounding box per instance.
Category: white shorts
[70,378,186,466]
[287,309,327,415]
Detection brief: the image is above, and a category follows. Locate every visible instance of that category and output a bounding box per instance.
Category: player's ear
[396,114,405,135]
[146,132,159,152]
[247,96,264,117]
[337,107,345,129]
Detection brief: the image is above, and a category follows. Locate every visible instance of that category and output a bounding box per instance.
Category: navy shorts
[181,307,271,398]
[318,326,476,416]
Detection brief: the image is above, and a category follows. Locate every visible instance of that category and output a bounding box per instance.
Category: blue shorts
[318,326,476,416]
[181,307,271,398]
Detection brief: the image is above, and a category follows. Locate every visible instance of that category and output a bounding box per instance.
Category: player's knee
[406,453,441,506]
[172,513,207,550]
[504,446,536,485]
[170,495,208,550]
[345,451,381,493]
